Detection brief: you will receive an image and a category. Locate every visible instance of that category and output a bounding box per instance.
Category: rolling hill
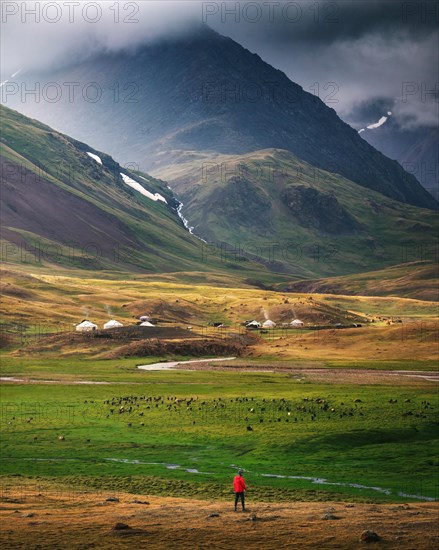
[0,105,269,277]
[156,148,439,277]
[276,261,439,302]
[1,106,437,280]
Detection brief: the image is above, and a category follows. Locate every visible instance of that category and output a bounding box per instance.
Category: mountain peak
[4,29,436,209]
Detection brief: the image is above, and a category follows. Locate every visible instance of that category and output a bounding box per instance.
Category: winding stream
[137,357,237,371]
[6,457,434,501]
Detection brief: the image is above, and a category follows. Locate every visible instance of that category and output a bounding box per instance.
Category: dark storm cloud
[0,1,201,73]
[1,1,437,128]
[204,0,438,45]
[205,1,438,128]
[347,97,395,127]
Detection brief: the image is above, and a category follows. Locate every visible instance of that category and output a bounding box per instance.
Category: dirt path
[0,489,438,549]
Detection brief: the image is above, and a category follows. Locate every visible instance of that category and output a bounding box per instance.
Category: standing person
[233,469,247,512]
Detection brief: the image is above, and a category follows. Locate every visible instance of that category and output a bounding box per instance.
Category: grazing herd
[5,395,433,442]
[93,394,434,430]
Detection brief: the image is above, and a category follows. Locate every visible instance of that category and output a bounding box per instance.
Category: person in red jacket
[233,469,247,511]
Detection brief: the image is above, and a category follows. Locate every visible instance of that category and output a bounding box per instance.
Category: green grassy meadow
[1,357,438,503]
[1,270,438,504]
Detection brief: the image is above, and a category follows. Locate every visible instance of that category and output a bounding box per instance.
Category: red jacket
[233,475,246,492]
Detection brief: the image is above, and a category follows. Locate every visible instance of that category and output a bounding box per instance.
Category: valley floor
[1,267,438,548]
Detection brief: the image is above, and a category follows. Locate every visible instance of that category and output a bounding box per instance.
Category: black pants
[234,492,245,510]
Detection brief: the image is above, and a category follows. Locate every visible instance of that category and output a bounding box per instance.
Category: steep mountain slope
[1,107,436,280]
[359,119,438,200]
[3,25,434,209]
[156,148,439,277]
[0,105,268,276]
[398,130,438,200]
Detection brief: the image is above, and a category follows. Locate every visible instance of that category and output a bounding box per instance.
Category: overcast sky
[1,0,437,128]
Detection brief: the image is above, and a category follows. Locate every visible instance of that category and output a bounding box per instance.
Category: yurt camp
[75,320,98,332]
[246,320,261,328]
[103,320,123,330]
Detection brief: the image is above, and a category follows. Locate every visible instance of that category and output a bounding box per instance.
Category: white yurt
[139,315,150,321]
[103,320,123,330]
[246,320,261,328]
[140,321,155,327]
[291,319,304,328]
[75,320,98,332]
[262,319,276,328]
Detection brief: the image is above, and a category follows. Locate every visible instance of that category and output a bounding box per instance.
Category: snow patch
[1,68,23,88]
[86,152,102,165]
[120,173,167,203]
[367,115,388,130]
[358,111,392,133]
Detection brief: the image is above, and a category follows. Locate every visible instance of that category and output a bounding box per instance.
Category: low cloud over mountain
[1,1,437,128]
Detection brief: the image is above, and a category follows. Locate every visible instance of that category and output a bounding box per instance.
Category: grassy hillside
[277,261,439,302]
[0,106,276,280]
[2,106,437,284]
[155,149,439,277]
[2,267,438,328]
[1,267,437,366]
